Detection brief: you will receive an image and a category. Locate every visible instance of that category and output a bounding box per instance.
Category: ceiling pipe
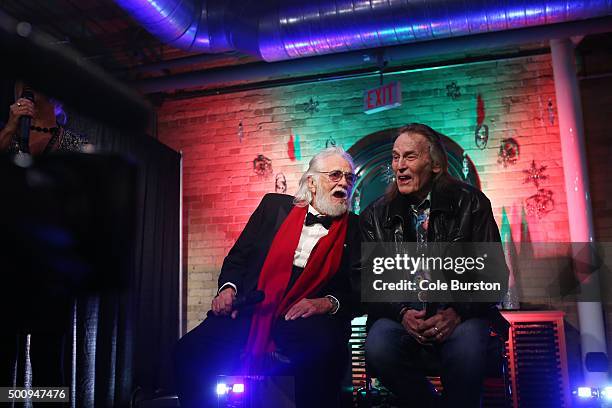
[134,16,612,93]
[113,0,233,52]
[114,0,612,62]
[120,51,243,75]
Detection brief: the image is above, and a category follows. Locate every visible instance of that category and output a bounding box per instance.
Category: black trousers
[174,311,350,408]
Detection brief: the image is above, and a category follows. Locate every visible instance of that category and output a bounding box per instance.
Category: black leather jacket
[360,176,509,336]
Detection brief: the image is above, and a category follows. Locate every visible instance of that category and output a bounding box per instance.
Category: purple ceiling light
[114,0,233,52]
[114,0,612,61]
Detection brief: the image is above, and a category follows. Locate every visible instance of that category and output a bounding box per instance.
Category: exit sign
[363,81,402,114]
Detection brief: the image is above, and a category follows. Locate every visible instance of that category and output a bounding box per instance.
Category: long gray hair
[293,146,355,207]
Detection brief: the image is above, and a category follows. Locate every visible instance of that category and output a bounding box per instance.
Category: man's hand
[420,308,461,343]
[211,287,238,319]
[285,298,332,320]
[400,309,428,343]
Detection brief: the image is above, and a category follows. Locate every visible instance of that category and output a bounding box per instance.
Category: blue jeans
[365,317,489,408]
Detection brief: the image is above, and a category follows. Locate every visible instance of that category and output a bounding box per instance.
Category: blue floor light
[602,386,612,401]
[217,383,229,396]
[578,387,595,398]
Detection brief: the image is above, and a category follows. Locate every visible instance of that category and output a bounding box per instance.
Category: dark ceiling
[0,0,251,78]
[1,0,610,97]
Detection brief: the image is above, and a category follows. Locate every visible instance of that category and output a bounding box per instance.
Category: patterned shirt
[410,193,432,305]
[411,193,431,245]
[7,126,88,154]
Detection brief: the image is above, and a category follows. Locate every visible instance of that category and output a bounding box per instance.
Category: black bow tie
[305,212,333,229]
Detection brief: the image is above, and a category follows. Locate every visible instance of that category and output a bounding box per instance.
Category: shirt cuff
[325,295,340,315]
[218,282,237,295]
[397,304,410,322]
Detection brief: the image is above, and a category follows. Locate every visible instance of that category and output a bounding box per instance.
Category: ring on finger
[17,102,21,107]
[433,326,440,334]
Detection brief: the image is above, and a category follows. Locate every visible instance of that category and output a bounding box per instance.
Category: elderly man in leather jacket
[360,123,509,407]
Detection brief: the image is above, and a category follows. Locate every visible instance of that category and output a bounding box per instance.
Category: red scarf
[244,205,348,359]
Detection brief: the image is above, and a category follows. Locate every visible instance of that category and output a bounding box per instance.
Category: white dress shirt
[293,205,329,267]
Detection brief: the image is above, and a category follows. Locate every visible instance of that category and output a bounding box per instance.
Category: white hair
[293,146,355,207]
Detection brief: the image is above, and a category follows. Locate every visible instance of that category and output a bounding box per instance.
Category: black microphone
[232,290,265,310]
[18,87,35,154]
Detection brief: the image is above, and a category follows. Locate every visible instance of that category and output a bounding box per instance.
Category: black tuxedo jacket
[218,193,361,320]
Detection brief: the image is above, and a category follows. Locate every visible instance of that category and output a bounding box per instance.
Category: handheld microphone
[232,290,265,310]
[18,87,35,154]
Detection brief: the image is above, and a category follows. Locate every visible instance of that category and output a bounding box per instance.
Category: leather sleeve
[358,205,405,322]
[451,194,509,322]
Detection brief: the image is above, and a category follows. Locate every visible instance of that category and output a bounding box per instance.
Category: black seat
[348,331,511,408]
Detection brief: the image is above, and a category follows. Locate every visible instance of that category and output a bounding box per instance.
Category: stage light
[602,386,612,401]
[216,383,229,395]
[577,387,593,398]
[232,383,245,393]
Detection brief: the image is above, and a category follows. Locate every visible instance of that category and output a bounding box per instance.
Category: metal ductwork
[115,0,612,62]
[114,0,234,52]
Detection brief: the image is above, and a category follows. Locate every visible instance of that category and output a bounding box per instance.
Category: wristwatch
[325,295,340,315]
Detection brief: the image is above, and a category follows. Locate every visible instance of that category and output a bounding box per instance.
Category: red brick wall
[158,54,572,331]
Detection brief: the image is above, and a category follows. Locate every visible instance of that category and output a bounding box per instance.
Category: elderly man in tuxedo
[175,147,361,408]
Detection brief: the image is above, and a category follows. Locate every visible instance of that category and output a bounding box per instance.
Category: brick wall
[157,53,573,332]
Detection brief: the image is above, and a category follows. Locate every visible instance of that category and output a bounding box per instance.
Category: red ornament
[523,160,548,189]
[498,138,520,167]
[477,94,485,126]
[287,134,296,161]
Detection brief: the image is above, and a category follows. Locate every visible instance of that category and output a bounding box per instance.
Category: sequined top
[7,126,88,154]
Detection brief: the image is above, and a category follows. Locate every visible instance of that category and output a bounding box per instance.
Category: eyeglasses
[317,170,358,185]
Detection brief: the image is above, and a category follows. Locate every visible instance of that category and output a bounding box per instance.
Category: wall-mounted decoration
[547,98,555,125]
[474,124,489,150]
[522,160,553,219]
[303,97,320,115]
[253,154,272,177]
[446,81,461,100]
[363,81,402,114]
[497,138,520,167]
[287,131,302,161]
[381,162,395,184]
[462,152,470,179]
[537,96,544,126]
[325,135,337,148]
[474,94,488,149]
[275,173,287,193]
[238,120,244,143]
[526,189,555,219]
[523,160,548,189]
